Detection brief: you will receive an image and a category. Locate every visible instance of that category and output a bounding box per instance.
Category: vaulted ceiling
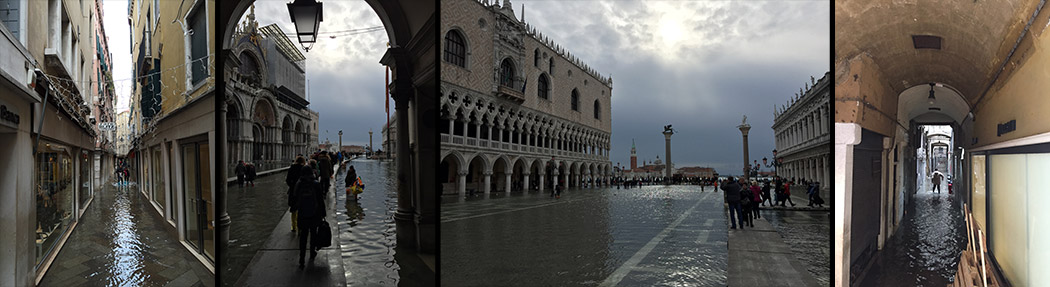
[835,0,1044,106]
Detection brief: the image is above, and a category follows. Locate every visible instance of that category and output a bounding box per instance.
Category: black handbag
[314,219,333,248]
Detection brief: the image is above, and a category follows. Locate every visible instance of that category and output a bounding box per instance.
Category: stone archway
[218,0,436,254]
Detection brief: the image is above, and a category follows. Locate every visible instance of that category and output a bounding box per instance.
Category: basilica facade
[224,9,317,174]
[440,0,614,196]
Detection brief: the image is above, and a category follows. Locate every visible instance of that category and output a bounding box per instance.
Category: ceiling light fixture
[928,82,936,105]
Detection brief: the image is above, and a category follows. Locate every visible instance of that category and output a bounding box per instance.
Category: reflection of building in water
[440,0,614,196]
[225,6,317,173]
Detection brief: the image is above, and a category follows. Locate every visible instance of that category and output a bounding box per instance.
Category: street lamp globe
[287,0,323,45]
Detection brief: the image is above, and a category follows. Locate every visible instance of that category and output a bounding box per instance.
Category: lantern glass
[288,0,323,44]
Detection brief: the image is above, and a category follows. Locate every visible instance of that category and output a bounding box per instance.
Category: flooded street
[224,159,433,286]
[760,209,831,286]
[39,180,212,286]
[224,172,290,286]
[333,159,434,286]
[859,180,966,286]
[441,185,728,286]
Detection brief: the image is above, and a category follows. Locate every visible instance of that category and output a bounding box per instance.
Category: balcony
[441,133,610,163]
[496,77,525,103]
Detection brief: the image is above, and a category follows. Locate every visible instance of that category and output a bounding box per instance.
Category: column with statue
[738,115,751,182]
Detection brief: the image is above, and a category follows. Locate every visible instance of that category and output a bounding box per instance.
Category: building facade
[440,0,614,196]
[89,0,116,189]
[382,115,397,159]
[129,0,216,272]
[772,72,831,194]
[0,0,107,284]
[226,7,314,173]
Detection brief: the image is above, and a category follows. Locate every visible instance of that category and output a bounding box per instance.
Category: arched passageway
[836,1,1050,285]
[218,0,437,256]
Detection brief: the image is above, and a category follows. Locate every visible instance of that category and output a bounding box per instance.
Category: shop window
[35,141,74,265]
[78,149,91,211]
[152,146,164,212]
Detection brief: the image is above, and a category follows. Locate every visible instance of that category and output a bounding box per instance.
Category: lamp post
[763,149,783,180]
[287,0,323,51]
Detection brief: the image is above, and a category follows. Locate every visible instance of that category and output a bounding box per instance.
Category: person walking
[286,156,306,232]
[761,180,772,207]
[344,165,359,200]
[807,181,819,207]
[319,152,333,193]
[750,181,762,219]
[721,177,744,229]
[782,180,796,207]
[235,160,246,186]
[245,163,257,187]
[291,165,326,268]
[739,179,754,228]
[931,169,944,193]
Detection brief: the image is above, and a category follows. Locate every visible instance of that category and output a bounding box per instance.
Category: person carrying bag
[292,165,327,267]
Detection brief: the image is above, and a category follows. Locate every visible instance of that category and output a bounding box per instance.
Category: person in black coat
[721,177,744,229]
[291,165,326,267]
[235,160,245,186]
[286,156,305,232]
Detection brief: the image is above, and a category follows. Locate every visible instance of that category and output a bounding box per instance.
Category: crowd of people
[720,176,825,229]
[277,150,366,268]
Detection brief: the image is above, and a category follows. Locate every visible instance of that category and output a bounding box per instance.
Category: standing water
[333,159,434,286]
[858,180,966,286]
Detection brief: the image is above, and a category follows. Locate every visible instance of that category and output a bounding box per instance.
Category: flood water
[441,185,728,286]
[761,209,831,286]
[333,159,433,286]
[224,159,433,286]
[859,180,966,286]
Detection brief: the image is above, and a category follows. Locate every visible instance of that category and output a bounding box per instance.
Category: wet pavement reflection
[441,185,727,286]
[39,180,212,286]
[225,159,433,286]
[859,180,965,286]
[333,159,434,286]
[224,171,290,286]
[760,209,831,286]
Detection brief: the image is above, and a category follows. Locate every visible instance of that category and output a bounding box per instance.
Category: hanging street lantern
[287,0,323,49]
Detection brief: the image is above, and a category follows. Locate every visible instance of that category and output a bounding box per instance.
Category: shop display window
[34,141,73,265]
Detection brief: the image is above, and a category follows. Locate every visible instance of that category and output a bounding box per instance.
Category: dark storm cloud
[517,0,829,175]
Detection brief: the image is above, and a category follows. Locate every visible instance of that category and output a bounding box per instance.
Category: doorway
[181,138,214,261]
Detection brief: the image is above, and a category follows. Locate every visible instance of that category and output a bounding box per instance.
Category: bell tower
[630,139,637,170]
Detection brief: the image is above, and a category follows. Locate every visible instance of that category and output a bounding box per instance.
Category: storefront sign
[996,119,1016,137]
[1,99,21,129]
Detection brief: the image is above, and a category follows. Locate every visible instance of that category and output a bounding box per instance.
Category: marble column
[504,173,512,193]
[482,171,491,193]
[523,172,531,191]
[458,171,467,196]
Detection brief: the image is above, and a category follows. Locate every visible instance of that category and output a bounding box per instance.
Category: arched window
[534,49,540,67]
[538,74,550,100]
[571,89,579,111]
[594,100,601,119]
[549,58,555,75]
[500,58,515,87]
[444,30,466,67]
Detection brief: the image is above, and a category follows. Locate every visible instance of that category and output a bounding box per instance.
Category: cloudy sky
[249,0,390,149]
[514,0,830,175]
[103,1,132,112]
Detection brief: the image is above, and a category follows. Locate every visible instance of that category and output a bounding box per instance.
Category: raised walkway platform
[728,212,821,286]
